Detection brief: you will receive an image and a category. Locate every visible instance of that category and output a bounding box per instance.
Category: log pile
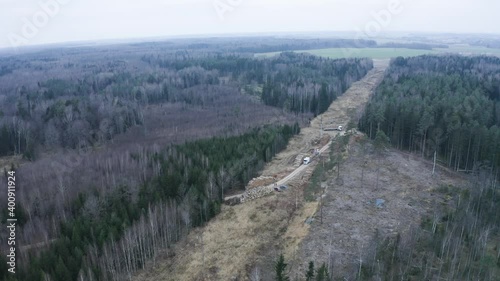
[240,185,274,203]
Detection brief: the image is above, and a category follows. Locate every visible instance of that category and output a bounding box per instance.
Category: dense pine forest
[260,53,371,115]
[360,55,500,173]
[355,55,500,280]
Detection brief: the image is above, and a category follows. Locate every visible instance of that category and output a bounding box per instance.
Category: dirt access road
[272,124,344,187]
[224,131,337,202]
[132,59,390,281]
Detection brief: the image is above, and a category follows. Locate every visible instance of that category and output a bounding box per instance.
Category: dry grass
[290,135,466,279]
[282,201,317,260]
[133,190,298,281]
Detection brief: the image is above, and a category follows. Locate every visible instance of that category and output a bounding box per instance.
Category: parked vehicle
[303,157,311,165]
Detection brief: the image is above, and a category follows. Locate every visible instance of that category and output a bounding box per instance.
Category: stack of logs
[240,185,274,203]
[224,184,275,205]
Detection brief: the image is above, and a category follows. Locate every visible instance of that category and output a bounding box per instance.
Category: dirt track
[132,59,390,281]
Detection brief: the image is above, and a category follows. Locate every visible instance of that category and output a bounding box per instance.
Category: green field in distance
[256,45,500,59]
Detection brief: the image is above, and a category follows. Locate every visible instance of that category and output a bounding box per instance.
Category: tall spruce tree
[274,254,290,281]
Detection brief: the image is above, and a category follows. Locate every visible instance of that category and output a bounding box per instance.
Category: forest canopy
[360,55,500,171]
[0,51,371,159]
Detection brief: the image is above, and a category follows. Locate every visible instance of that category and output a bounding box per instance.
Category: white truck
[303,157,311,165]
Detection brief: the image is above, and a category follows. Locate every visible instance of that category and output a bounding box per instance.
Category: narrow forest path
[132,59,390,281]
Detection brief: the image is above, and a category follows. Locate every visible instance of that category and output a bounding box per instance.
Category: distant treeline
[129,37,451,54]
[360,55,500,171]
[468,38,500,49]
[130,37,377,54]
[378,42,449,50]
[233,38,377,53]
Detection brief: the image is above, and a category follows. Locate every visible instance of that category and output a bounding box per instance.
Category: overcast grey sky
[1,0,499,49]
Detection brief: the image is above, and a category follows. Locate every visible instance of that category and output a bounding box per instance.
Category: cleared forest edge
[289,137,466,280]
[132,59,390,281]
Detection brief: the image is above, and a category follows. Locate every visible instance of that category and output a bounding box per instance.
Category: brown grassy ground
[289,135,466,279]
